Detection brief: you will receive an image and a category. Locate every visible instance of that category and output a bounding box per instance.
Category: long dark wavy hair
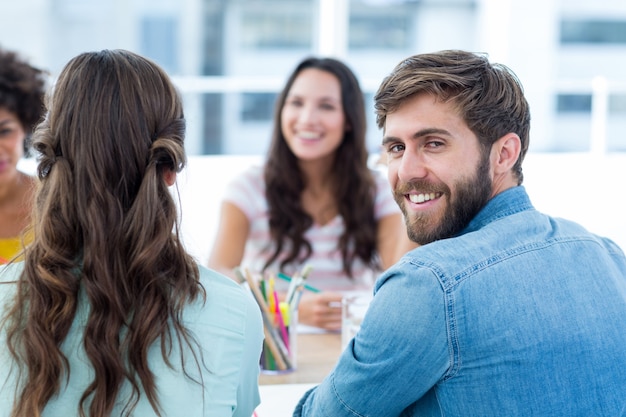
[263,57,378,277]
[2,49,203,417]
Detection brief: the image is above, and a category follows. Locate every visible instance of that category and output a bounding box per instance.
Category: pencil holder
[260,302,297,374]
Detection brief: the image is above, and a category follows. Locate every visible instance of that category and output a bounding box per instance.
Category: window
[349,14,413,50]
[610,94,626,114]
[141,16,179,74]
[241,93,277,122]
[52,0,112,18]
[561,19,626,44]
[557,94,592,113]
[240,10,312,49]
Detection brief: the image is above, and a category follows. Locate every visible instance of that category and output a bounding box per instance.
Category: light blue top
[296,186,626,417]
[0,263,263,417]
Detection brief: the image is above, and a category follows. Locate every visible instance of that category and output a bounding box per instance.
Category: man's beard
[394,152,492,245]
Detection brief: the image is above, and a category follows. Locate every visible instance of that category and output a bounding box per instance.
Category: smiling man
[293,50,626,417]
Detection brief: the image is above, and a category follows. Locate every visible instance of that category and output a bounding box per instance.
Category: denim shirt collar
[459,186,534,236]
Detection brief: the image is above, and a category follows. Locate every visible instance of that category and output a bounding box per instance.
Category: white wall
[522,152,626,251]
[175,155,262,263]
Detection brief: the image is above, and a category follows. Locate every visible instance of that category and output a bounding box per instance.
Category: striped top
[224,165,400,291]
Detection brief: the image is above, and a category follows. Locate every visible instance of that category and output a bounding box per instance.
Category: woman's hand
[298,292,343,331]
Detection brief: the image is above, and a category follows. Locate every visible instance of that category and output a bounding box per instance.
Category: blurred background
[3,0,626,156]
[3,0,626,258]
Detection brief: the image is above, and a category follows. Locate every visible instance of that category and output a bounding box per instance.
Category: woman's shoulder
[198,264,245,291]
[223,165,268,217]
[192,265,262,333]
[231,164,265,187]
[224,164,266,196]
[368,165,388,183]
[0,261,23,282]
[368,166,394,196]
[367,166,400,218]
[0,262,23,307]
[198,265,251,300]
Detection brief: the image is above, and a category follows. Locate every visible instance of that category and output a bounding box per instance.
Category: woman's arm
[297,291,343,331]
[207,201,250,281]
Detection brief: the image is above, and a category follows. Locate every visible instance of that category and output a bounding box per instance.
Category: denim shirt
[295,186,626,417]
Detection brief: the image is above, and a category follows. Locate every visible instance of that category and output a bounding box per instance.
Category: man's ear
[491,133,521,175]
[163,169,177,187]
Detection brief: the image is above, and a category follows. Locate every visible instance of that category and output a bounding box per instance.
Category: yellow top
[0,230,33,265]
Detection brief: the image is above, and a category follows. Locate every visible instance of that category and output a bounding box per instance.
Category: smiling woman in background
[0,47,46,264]
[208,56,416,331]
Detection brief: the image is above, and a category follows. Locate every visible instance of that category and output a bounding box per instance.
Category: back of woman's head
[38,49,185,211]
[6,49,201,417]
[33,49,192,302]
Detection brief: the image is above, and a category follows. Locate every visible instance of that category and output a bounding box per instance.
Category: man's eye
[426,140,444,148]
[388,144,404,153]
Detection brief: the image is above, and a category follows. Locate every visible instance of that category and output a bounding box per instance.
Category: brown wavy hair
[2,50,203,417]
[374,50,531,184]
[0,46,47,153]
[263,57,378,277]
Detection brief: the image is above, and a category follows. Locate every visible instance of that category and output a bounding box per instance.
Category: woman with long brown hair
[0,49,263,417]
[208,57,415,331]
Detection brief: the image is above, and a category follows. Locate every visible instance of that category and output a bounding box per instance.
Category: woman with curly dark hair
[0,49,263,417]
[209,57,415,331]
[0,47,47,263]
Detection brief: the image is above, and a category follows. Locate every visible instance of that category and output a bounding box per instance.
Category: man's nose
[397,150,428,182]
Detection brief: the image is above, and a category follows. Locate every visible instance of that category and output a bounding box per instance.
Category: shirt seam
[424,235,609,382]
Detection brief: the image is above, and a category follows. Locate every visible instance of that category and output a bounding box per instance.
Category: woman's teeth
[298,131,320,139]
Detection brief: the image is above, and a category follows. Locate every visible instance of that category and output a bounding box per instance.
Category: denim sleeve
[293,387,316,416]
[296,262,450,416]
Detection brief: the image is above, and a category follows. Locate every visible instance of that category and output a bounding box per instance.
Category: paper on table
[255,383,317,417]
